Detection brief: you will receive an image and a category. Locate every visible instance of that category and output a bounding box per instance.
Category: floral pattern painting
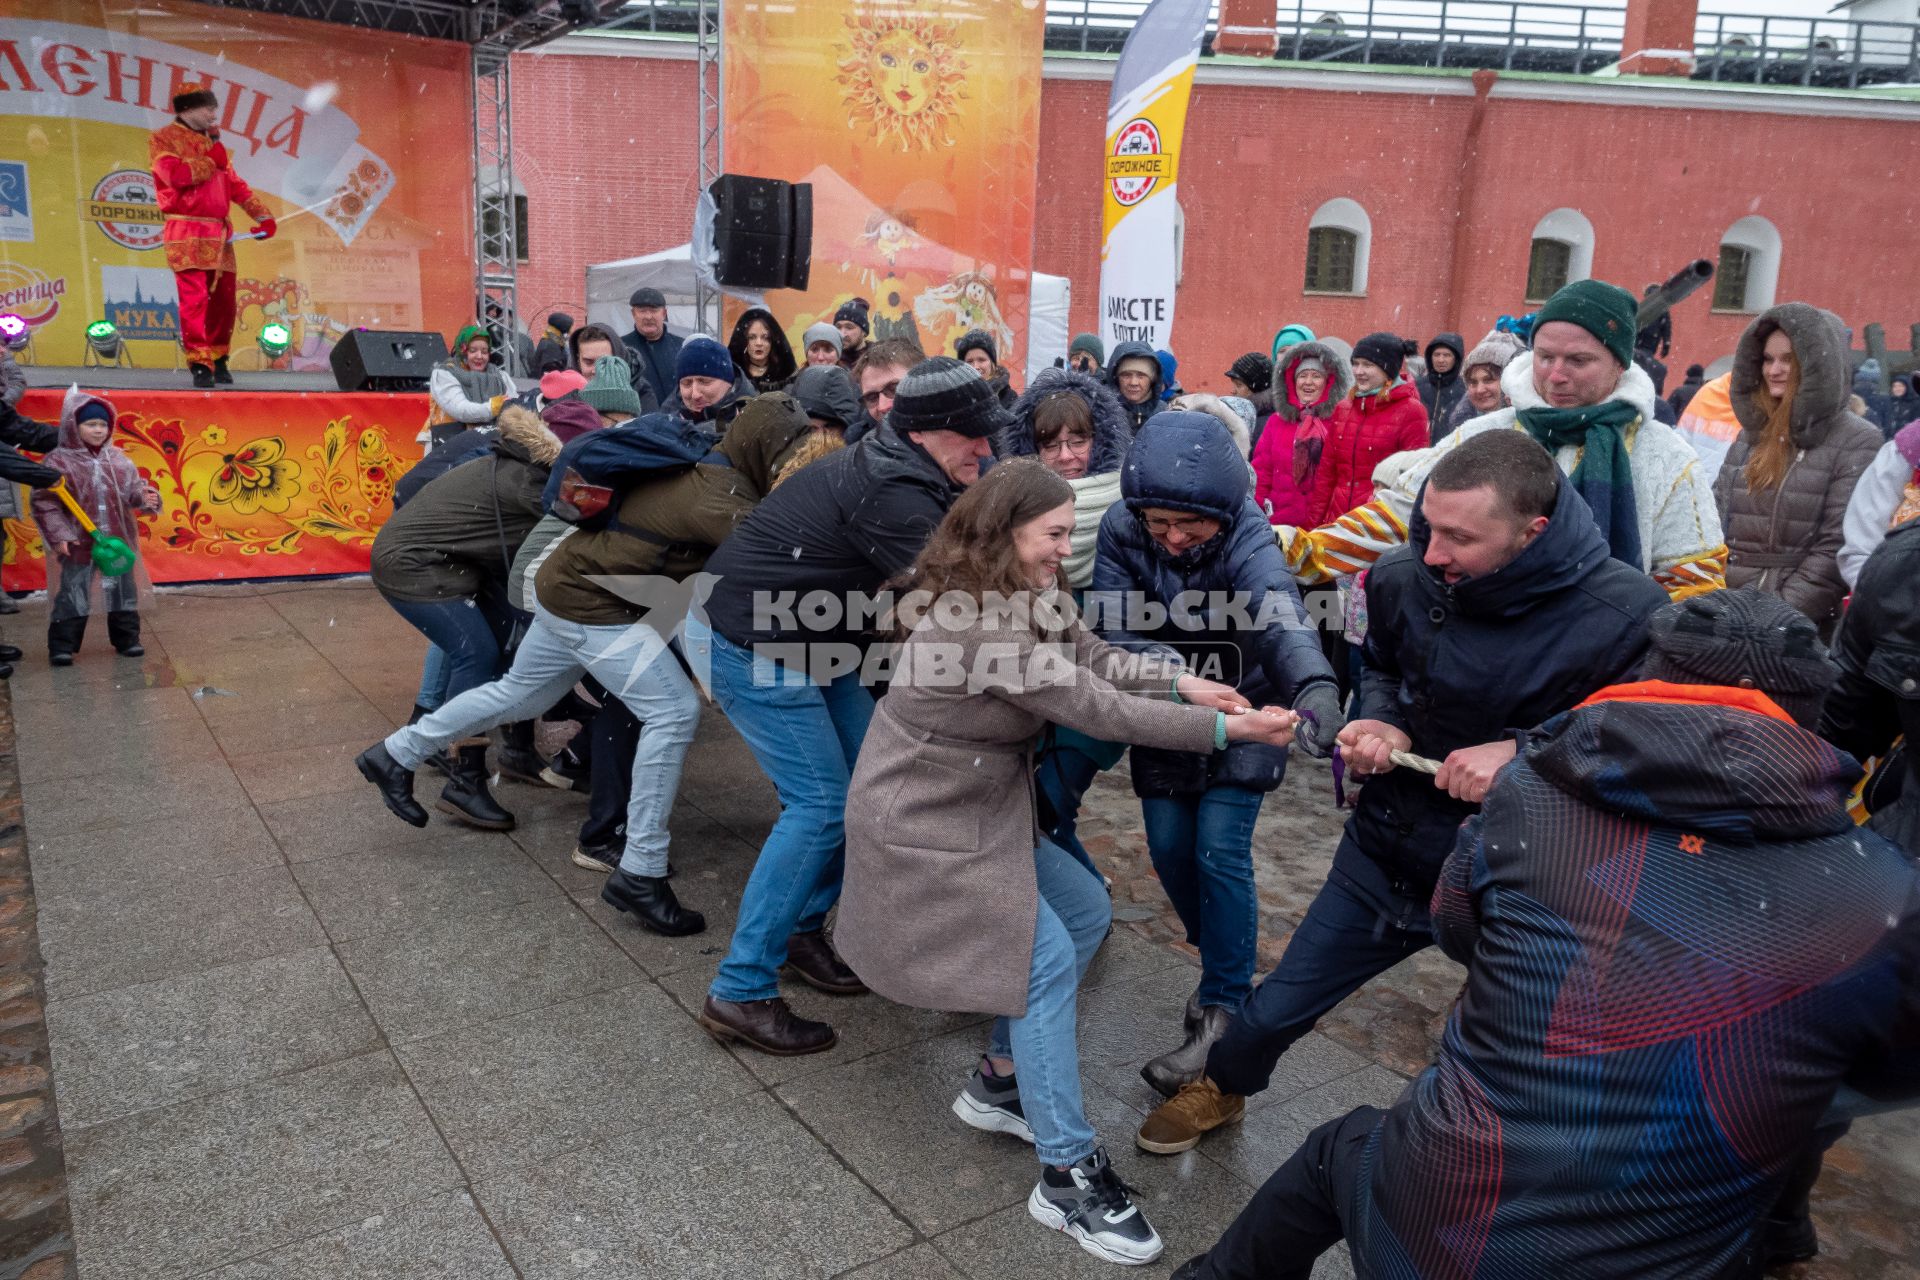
[3,390,425,589]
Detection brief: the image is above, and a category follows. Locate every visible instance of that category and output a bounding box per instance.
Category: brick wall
[508,44,1920,395]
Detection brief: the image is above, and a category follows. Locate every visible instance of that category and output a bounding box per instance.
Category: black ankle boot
[491,720,546,784]
[355,742,427,827]
[601,868,705,936]
[190,363,215,389]
[405,703,453,776]
[436,743,514,830]
[212,356,233,385]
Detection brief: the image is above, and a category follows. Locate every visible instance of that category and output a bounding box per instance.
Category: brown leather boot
[781,930,867,996]
[698,995,837,1056]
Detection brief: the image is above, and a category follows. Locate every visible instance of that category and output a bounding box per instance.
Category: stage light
[258,322,291,359]
[0,314,25,352]
[86,320,122,358]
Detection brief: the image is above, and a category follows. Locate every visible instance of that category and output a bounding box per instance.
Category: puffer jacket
[1343,471,1668,918]
[1252,340,1351,526]
[1310,378,1429,526]
[1823,518,1920,853]
[1104,340,1165,433]
[1091,411,1336,794]
[1715,303,1882,629]
[371,405,561,603]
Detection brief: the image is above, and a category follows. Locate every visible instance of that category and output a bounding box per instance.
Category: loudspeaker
[330,329,449,392]
[710,175,812,291]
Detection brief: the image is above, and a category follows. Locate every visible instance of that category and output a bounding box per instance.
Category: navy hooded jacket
[1091,410,1336,794]
[1104,340,1166,434]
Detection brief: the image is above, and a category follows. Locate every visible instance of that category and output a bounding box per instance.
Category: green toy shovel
[48,480,137,577]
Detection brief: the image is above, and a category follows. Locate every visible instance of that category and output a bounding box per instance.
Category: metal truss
[691,0,724,337]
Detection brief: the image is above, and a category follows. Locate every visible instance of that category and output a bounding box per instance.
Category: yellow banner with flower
[4,388,421,587]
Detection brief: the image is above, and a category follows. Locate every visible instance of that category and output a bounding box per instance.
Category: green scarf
[1516,398,1643,568]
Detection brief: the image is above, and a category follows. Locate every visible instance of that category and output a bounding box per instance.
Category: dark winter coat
[622,326,684,406]
[1105,340,1165,433]
[1091,411,1336,794]
[371,407,561,603]
[1715,303,1881,630]
[1361,682,1920,1280]
[394,424,495,509]
[1344,472,1668,920]
[788,365,861,431]
[997,366,1132,475]
[1823,518,1920,853]
[983,367,1018,413]
[536,394,810,627]
[727,307,798,395]
[1416,332,1466,440]
[1666,370,1706,419]
[701,422,961,661]
[0,401,64,489]
[1310,379,1429,526]
[532,335,569,375]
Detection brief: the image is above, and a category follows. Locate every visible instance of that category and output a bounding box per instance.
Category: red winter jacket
[1309,380,1429,527]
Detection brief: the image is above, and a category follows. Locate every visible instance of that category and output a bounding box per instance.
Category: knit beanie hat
[955,329,998,366]
[1352,332,1406,382]
[1069,333,1105,364]
[1270,323,1316,365]
[546,312,574,335]
[628,287,667,309]
[833,298,871,336]
[1640,588,1838,729]
[1535,279,1639,368]
[888,356,1010,438]
[675,335,734,384]
[172,82,217,114]
[1293,355,1326,377]
[1227,352,1273,394]
[802,322,841,354]
[1685,363,1705,379]
[1462,330,1526,378]
[74,400,114,426]
[580,355,643,418]
[452,323,490,354]
[540,369,587,401]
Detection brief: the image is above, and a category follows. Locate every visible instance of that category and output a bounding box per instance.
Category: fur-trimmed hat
[172,82,218,114]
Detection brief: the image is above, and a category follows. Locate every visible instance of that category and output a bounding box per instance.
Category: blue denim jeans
[415,643,453,712]
[1141,785,1266,1009]
[684,615,874,1003]
[983,837,1112,1166]
[1205,838,1434,1097]
[383,593,510,701]
[1033,747,1102,879]
[385,607,699,877]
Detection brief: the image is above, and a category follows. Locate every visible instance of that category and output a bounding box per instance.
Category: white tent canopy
[585,245,1071,385]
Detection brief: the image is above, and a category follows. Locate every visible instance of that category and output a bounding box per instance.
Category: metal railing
[593,1,1920,87]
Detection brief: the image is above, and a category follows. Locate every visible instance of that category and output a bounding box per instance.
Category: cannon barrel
[1636,259,1715,330]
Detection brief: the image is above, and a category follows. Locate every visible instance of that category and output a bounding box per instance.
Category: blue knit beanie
[676,335,734,384]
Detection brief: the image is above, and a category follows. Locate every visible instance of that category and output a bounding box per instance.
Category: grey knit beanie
[888,356,1010,438]
[1641,588,1838,728]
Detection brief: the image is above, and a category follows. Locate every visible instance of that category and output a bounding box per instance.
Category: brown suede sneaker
[1135,1076,1245,1154]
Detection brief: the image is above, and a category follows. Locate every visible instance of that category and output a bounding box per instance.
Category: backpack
[540,412,726,529]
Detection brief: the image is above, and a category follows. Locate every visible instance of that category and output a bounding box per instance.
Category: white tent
[584,244,1071,384]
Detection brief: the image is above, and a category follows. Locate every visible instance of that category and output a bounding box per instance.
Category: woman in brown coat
[1714,303,1881,630]
[836,461,1298,1268]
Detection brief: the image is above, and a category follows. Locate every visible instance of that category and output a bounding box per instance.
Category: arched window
[1714,216,1782,313]
[1304,198,1370,296]
[1525,208,1594,303]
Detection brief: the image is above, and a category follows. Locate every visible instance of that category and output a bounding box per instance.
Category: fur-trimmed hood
[1170,393,1251,459]
[495,402,563,467]
[1730,302,1858,449]
[1498,350,1660,425]
[1273,340,1352,424]
[999,365,1132,474]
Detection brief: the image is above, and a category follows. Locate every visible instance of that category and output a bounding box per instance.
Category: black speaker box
[710,175,812,291]
[330,329,449,392]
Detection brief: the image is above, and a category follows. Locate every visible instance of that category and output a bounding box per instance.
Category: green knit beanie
[579,353,643,418]
[1534,280,1638,368]
[452,323,490,354]
[1271,323,1316,366]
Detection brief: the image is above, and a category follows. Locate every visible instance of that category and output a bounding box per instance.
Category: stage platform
[21,365,360,394]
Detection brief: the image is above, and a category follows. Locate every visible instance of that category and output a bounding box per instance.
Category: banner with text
[1098,0,1208,356]
[0,0,472,369]
[723,1,1046,373]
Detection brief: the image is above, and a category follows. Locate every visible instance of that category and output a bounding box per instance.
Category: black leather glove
[1291,682,1346,759]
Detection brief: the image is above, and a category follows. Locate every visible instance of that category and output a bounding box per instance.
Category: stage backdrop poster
[0,0,473,371]
[722,0,1047,372]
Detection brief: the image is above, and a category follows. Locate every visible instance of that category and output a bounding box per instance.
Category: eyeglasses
[1142,515,1216,537]
[859,379,901,410]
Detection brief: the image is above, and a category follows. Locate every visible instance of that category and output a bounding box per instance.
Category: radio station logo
[1106,118,1173,209]
[86,169,164,251]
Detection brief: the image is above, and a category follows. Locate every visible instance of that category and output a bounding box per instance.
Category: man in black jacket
[621,287,683,407]
[689,358,1006,1056]
[1416,332,1466,438]
[0,402,69,677]
[1823,517,1920,854]
[1137,430,1669,1153]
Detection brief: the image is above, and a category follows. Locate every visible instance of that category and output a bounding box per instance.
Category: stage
[6,373,427,593]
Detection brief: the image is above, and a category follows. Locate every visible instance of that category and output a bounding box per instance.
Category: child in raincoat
[30,388,161,664]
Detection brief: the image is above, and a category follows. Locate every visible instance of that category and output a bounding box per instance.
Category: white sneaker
[1028,1146,1163,1266]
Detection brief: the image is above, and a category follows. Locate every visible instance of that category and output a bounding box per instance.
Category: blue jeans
[415,643,453,711]
[384,593,510,701]
[1205,837,1434,1097]
[385,607,700,877]
[984,837,1112,1166]
[1141,785,1266,1009]
[684,615,874,1003]
[1033,747,1102,878]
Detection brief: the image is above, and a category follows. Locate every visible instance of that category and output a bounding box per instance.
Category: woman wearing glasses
[1091,410,1345,1098]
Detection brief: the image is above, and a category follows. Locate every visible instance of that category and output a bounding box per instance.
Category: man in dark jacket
[1823,517,1920,853]
[1416,332,1466,437]
[1171,588,1920,1280]
[621,287,683,406]
[0,401,68,676]
[691,358,1007,1056]
[1106,340,1165,433]
[1667,362,1707,418]
[661,335,755,428]
[1137,430,1670,1153]
[532,312,571,374]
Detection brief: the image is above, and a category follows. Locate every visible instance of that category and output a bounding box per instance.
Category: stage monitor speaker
[330,329,449,393]
[710,174,812,292]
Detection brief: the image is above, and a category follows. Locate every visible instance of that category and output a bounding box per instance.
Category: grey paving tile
[256,779,473,863]
[682,776,782,847]
[335,894,633,1043]
[11,681,203,739]
[1195,1065,1410,1190]
[510,807,754,898]
[1082,923,1197,994]
[3,653,176,706]
[202,691,398,756]
[568,847,757,980]
[291,835,559,943]
[475,1090,913,1279]
[231,738,380,807]
[38,865,327,1003]
[26,802,281,900]
[836,1243,970,1279]
[16,706,226,783]
[46,946,379,1129]
[201,1190,515,1279]
[20,754,248,833]
[67,1050,461,1280]
[394,983,756,1179]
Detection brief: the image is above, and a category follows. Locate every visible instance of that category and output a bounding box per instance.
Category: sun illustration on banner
[835,13,967,152]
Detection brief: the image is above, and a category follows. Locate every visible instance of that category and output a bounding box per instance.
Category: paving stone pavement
[6,581,1914,1279]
